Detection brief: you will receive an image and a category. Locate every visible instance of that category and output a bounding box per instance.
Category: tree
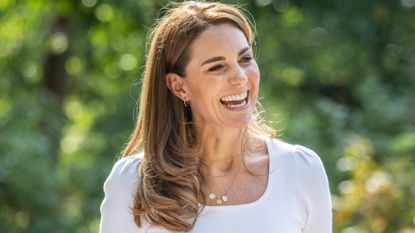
[0,0,414,232]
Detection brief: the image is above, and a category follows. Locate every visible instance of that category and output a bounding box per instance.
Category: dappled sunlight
[1,0,414,232]
[332,136,415,232]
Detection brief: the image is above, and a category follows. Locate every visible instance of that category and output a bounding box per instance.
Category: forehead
[188,23,250,60]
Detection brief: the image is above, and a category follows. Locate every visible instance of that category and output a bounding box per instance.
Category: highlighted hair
[122,1,274,231]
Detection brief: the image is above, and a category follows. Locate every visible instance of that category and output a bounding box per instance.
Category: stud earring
[183,100,190,107]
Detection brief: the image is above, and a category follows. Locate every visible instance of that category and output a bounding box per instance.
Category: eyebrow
[200,47,251,66]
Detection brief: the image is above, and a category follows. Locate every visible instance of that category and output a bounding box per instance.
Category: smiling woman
[99,1,332,233]
[166,23,259,129]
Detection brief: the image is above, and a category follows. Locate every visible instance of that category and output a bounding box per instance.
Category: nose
[228,64,248,86]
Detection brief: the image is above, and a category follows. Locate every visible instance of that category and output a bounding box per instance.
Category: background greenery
[1,0,414,232]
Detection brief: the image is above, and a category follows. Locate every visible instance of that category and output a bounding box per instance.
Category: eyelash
[241,55,253,63]
[208,65,225,72]
[207,56,253,72]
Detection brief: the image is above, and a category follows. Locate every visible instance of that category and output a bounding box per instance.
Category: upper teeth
[221,92,248,102]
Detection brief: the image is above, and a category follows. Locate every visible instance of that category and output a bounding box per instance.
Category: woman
[100,1,332,233]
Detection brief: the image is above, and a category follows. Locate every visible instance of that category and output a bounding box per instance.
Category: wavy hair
[122,1,274,232]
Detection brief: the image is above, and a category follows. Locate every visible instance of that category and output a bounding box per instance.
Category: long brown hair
[122,1,274,232]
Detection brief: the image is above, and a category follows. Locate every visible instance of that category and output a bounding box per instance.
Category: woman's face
[181,23,260,130]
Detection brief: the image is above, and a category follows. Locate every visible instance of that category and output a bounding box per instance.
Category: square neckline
[200,136,276,211]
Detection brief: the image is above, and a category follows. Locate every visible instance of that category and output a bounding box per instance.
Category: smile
[220,91,249,109]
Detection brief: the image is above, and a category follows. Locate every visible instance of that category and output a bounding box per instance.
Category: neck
[196,127,247,176]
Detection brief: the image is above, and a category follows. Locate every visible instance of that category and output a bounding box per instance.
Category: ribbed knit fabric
[99,138,332,233]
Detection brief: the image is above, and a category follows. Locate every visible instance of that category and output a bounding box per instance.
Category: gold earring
[184,100,190,107]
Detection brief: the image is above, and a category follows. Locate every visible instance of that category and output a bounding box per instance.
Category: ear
[166,72,189,101]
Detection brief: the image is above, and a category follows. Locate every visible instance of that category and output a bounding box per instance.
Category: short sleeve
[293,145,332,233]
[99,155,142,233]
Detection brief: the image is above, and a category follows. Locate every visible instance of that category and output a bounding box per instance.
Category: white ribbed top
[100,138,332,233]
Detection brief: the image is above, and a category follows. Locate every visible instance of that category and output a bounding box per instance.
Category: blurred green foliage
[0,0,414,232]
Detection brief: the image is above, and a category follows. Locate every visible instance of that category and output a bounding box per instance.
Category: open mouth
[220,91,249,109]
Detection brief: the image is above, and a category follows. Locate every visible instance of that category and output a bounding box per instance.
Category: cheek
[246,65,260,84]
[187,80,217,102]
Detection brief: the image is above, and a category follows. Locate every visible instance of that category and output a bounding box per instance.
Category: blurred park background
[1,0,414,232]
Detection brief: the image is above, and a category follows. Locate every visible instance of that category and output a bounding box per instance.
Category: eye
[240,55,253,63]
[208,64,225,72]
